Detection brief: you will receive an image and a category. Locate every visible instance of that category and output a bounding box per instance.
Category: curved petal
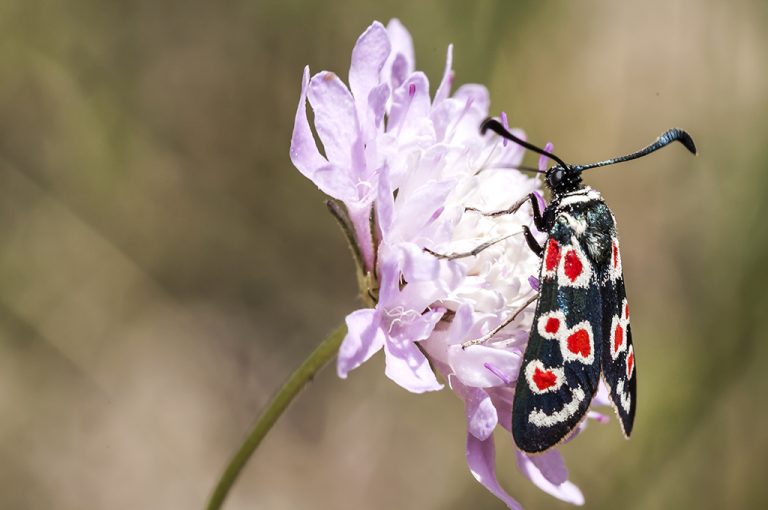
[369,83,389,130]
[308,71,361,170]
[528,449,568,486]
[350,21,391,136]
[433,44,454,106]
[453,84,490,117]
[465,388,498,440]
[467,434,523,510]
[388,72,431,133]
[310,164,360,202]
[384,336,442,393]
[337,309,385,378]
[384,18,414,90]
[448,344,522,388]
[538,142,555,171]
[349,21,390,102]
[516,451,584,505]
[290,66,327,180]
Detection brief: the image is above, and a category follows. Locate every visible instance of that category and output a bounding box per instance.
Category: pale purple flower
[290,19,611,509]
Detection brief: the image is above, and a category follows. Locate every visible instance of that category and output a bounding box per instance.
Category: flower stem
[206,323,347,510]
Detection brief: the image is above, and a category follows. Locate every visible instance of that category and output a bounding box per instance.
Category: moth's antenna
[481,118,569,170]
[574,128,697,172]
[476,164,545,176]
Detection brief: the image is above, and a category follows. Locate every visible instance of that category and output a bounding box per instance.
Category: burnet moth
[476,119,697,453]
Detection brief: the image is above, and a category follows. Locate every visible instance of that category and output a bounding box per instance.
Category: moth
[479,119,697,453]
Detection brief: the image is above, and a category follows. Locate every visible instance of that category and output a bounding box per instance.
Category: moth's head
[545,165,582,195]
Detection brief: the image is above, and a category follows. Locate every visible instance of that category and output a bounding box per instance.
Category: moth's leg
[424,234,514,260]
[467,192,548,232]
[522,226,543,258]
[462,292,539,348]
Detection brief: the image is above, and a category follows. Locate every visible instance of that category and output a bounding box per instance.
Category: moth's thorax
[554,186,604,211]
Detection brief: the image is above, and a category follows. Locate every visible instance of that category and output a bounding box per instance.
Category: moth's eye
[548,168,564,188]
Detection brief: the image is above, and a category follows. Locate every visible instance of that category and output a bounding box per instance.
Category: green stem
[206,323,347,510]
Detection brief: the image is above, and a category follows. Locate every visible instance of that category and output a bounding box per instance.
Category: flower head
[291,19,608,508]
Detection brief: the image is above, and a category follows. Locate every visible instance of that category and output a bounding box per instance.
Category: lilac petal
[391,179,456,242]
[337,309,385,378]
[349,22,390,101]
[388,72,431,132]
[384,19,415,89]
[289,66,328,180]
[447,304,474,341]
[307,71,361,170]
[376,164,395,235]
[347,202,375,272]
[389,54,409,90]
[528,449,568,486]
[376,254,400,306]
[465,388,498,440]
[500,112,509,146]
[448,344,522,388]
[588,410,610,424]
[538,142,554,171]
[593,379,612,407]
[404,307,446,342]
[498,127,528,166]
[368,83,389,130]
[383,336,442,393]
[349,21,391,135]
[396,243,441,282]
[516,451,584,505]
[433,44,454,106]
[528,275,540,291]
[466,434,523,510]
[453,84,490,117]
[309,164,360,203]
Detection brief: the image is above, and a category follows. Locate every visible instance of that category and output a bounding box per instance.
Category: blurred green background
[0,0,766,509]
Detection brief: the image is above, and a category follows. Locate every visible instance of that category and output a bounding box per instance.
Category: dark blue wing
[512,209,604,453]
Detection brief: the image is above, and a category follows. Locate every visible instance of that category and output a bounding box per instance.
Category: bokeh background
[0,1,766,509]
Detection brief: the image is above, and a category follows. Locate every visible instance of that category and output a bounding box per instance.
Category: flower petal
[538,142,555,171]
[448,344,522,388]
[349,21,391,137]
[384,18,414,90]
[466,434,523,510]
[529,449,568,486]
[453,84,490,117]
[290,66,327,180]
[433,44,454,106]
[465,388,498,440]
[308,71,362,171]
[516,451,584,505]
[337,309,385,379]
[388,72,431,133]
[349,21,390,100]
[384,335,442,393]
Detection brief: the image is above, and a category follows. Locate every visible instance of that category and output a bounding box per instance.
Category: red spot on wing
[567,329,591,358]
[627,349,635,379]
[545,317,561,334]
[533,367,559,391]
[614,324,624,353]
[612,241,619,268]
[624,302,630,320]
[563,249,583,281]
[545,239,561,272]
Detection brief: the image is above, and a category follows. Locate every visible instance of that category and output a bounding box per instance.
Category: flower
[290,19,608,509]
